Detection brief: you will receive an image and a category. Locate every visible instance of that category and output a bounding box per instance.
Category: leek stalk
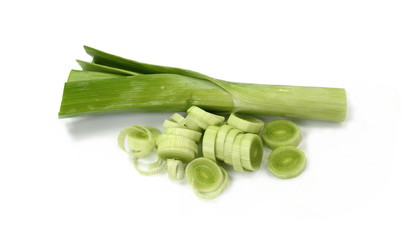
[59,46,347,122]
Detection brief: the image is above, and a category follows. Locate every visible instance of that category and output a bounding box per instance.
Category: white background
[1,0,410,239]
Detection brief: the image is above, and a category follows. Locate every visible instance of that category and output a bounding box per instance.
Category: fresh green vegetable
[133,155,167,176]
[223,128,243,165]
[157,147,196,163]
[164,127,202,143]
[67,70,121,82]
[186,157,229,199]
[76,60,140,76]
[117,106,309,198]
[240,133,264,171]
[215,125,233,161]
[181,114,203,132]
[59,46,347,122]
[227,113,264,134]
[187,106,225,127]
[232,134,246,172]
[118,125,160,158]
[157,135,198,154]
[202,126,219,161]
[267,146,306,179]
[163,119,183,128]
[167,159,185,181]
[169,113,186,124]
[262,120,302,149]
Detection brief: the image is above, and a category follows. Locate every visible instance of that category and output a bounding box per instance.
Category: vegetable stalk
[59,46,347,122]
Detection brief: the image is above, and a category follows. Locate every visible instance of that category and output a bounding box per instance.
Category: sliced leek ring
[193,167,229,200]
[132,153,167,176]
[223,128,243,165]
[156,134,198,154]
[261,119,301,149]
[163,119,184,128]
[187,106,225,127]
[227,112,264,134]
[181,114,203,132]
[186,158,228,199]
[267,146,306,179]
[164,127,202,143]
[118,125,160,158]
[215,125,233,161]
[202,126,220,161]
[167,159,185,181]
[240,133,264,171]
[157,147,196,163]
[170,113,186,124]
[231,134,246,172]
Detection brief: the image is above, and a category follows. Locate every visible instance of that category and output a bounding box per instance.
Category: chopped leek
[193,167,228,200]
[164,127,202,143]
[163,119,183,128]
[231,134,246,172]
[215,125,233,161]
[240,133,264,171]
[186,158,229,199]
[157,147,196,163]
[227,113,264,134]
[169,113,186,124]
[118,125,160,158]
[132,152,167,176]
[267,146,306,179]
[262,120,302,149]
[157,135,198,155]
[187,106,225,127]
[167,159,185,181]
[223,128,243,165]
[183,114,207,131]
[202,126,219,161]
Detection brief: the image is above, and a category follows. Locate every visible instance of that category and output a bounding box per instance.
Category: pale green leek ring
[267,146,306,179]
[227,112,264,134]
[202,126,220,161]
[118,125,160,158]
[262,119,301,149]
[186,158,224,193]
[167,159,185,181]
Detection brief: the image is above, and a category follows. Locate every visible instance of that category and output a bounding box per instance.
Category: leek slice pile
[186,158,229,199]
[117,106,310,199]
[202,125,264,172]
[262,120,302,149]
[267,146,306,179]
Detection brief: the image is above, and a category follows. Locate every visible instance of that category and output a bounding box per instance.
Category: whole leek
[59,46,347,122]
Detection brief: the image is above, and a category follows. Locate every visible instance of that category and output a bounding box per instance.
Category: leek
[239,133,264,171]
[262,120,302,149]
[215,125,233,161]
[59,46,347,122]
[67,70,121,82]
[267,146,306,179]
[167,159,185,181]
[186,157,229,199]
[202,126,219,161]
[227,112,264,134]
